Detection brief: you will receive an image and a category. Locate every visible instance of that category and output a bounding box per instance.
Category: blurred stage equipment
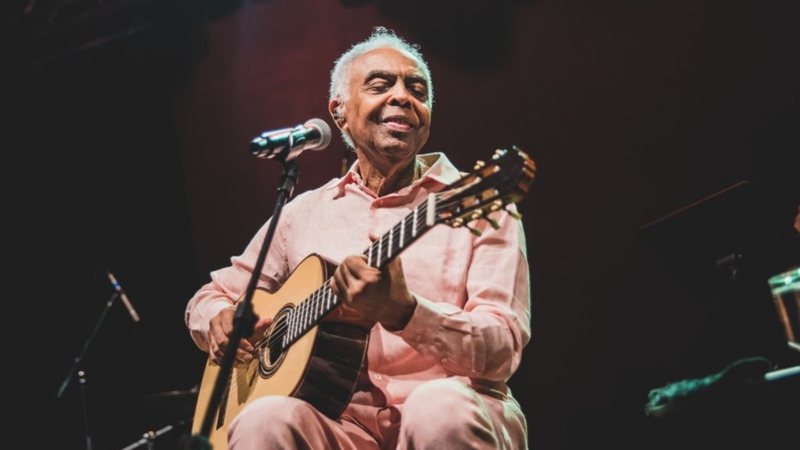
[640,179,799,446]
[768,267,800,353]
[121,386,198,450]
[121,419,192,450]
[106,268,141,322]
[56,266,143,450]
[645,357,799,418]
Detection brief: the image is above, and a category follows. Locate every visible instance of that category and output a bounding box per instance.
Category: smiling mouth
[381,115,415,131]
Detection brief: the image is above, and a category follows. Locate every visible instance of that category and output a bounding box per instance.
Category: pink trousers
[228,378,528,449]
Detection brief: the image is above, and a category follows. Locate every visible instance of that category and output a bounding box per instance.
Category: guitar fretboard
[278,194,438,350]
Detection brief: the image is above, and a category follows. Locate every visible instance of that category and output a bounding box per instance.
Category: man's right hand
[208,307,273,367]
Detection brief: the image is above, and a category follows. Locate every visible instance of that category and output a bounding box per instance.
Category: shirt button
[374,374,382,380]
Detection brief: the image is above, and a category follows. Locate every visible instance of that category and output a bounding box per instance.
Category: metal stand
[189,158,298,449]
[57,290,122,450]
[122,419,191,450]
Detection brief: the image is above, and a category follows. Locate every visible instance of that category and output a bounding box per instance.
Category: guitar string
[250,197,437,354]
[249,189,503,357]
[250,186,500,356]
[243,158,526,359]
[254,197,435,351]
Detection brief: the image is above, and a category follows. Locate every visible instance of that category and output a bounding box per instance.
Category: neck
[356,152,418,196]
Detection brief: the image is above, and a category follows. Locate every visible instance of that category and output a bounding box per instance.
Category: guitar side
[190,255,370,450]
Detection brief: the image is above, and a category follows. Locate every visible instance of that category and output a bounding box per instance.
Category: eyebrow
[364,70,428,88]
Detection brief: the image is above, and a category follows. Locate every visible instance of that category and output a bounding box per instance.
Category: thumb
[249,316,273,342]
[387,256,405,278]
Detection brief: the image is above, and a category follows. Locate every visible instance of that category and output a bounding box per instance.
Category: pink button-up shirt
[186,152,531,405]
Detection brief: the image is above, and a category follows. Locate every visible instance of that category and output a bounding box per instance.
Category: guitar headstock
[434,146,536,234]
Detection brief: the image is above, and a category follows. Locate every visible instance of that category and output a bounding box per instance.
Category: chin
[377,140,418,157]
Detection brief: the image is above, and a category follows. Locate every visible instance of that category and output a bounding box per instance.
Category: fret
[289,309,296,342]
[325,286,332,309]
[311,292,317,324]
[400,217,405,248]
[426,193,436,226]
[377,235,383,267]
[388,228,394,258]
[285,195,441,346]
[412,207,418,237]
[308,291,317,326]
[314,289,322,321]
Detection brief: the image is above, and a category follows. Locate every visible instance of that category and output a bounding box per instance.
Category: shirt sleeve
[396,207,531,382]
[185,216,290,351]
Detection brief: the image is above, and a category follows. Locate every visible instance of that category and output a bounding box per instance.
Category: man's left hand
[330,255,417,331]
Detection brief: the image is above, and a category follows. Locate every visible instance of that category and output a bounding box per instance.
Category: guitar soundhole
[258,305,291,377]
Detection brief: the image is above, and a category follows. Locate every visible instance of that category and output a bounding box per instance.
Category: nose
[386,83,412,107]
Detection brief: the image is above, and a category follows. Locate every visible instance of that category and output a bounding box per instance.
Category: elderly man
[186,28,531,449]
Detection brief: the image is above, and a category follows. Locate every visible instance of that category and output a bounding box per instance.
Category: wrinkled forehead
[349,47,428,83]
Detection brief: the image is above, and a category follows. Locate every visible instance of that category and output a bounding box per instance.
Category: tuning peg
[473,160,486,171]
[485,216,501,230]
[465,225,482,237]
[470,210,484,221]
[492,148,506,160]
[450,218,464,228]
[490,199,504,212]
[505,207,522,220]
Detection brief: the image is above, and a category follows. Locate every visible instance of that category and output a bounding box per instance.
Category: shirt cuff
[395,294,466,344]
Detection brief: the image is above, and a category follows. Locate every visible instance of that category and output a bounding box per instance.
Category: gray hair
[329,27,433,148]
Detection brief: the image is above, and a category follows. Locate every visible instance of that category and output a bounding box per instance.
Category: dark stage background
[6,1,798,449]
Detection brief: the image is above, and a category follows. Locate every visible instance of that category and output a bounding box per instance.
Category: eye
[368,80,391,92]
[408,83,428,100]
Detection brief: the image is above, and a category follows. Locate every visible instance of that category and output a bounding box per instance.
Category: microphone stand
[190,158,299,449]
[56,290,123,450]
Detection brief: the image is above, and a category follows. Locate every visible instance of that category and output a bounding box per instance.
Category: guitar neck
[280,195,438,349]
[363,193,438,268]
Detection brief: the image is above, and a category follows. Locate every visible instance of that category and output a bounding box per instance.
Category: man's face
[336,47,432,161]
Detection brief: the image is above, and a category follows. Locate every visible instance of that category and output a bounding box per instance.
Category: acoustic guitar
[191,147,536,449]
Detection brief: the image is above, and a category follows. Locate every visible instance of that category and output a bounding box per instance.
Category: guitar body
[191,255,370,450]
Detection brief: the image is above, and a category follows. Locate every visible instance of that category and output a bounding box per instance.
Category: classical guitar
[191,147,536,449]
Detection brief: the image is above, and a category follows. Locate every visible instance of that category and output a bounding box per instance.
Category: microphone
[106,269,141,323]
[249,118,332,161]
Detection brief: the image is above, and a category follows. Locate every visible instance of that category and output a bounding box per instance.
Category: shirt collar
[327,152,462,198]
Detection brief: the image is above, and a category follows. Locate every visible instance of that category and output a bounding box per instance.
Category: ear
[328,99,346,130]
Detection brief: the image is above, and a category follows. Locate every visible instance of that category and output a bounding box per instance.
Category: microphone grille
[305,118,332,150]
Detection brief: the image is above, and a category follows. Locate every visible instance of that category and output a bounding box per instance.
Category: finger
[210,341,224,364]
[334,264,349,292]
[208,338,219,363]
[387,256,405,279]
[329,277,340,296]
[210,325,229,353]
[220,309,234,336]
[236,348,252,364]
[340,261,367,297]
[255,316,273,330]
[248,316,273,346]
[240,339,254,353]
